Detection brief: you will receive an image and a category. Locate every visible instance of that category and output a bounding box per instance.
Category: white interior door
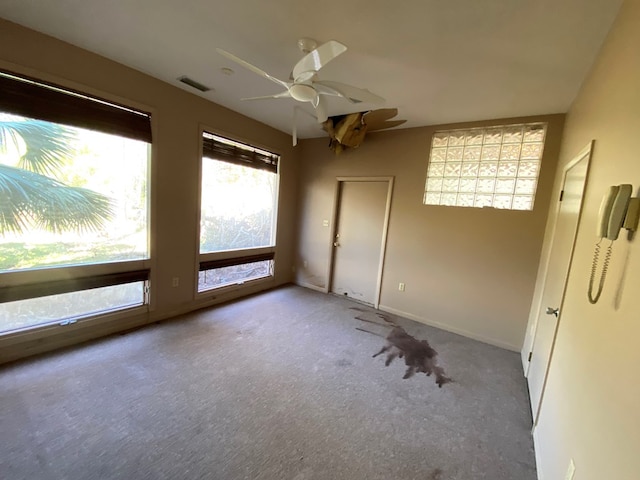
[527,145,591,421]
[330,179,391,306]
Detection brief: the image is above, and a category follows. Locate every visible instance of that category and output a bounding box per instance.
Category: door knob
[545,307,559,317]
[334,242,340,247]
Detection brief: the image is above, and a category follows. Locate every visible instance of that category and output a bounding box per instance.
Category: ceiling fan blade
[363,108,400,124]
[292,40,347,82]
[314,80,385,105]
[366,120,407,132]
[314,95,328,124]
[241,91,291,101]
[313,82,344,97]
[216,48,290,89]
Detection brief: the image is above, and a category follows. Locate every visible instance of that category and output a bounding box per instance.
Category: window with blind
[0,70,151,334]
[198,132,278,292]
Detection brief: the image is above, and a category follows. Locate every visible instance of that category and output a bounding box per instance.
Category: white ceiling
[0,0,623,139]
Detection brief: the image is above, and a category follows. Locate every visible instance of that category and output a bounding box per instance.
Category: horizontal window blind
[0,269,149,304]
[0,70,152,143]
[199,252,275,271]
[202,131,278,173]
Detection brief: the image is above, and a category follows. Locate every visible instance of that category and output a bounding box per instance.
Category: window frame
[196,127,280,296]
[0,69,155,335]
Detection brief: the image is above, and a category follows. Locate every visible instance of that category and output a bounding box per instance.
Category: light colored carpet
[0,285,536,480]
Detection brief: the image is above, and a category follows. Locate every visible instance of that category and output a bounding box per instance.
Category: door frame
[324,176,394,309]
[525,141,593,424]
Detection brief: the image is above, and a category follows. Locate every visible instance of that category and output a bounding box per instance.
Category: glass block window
[423,123,547,210]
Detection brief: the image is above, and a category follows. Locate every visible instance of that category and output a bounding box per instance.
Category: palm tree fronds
[0,164,114,235]
[0,119,76,176]
[32,185,114,233]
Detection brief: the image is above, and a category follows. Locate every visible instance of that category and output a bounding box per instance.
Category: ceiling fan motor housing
[289,83,317,102]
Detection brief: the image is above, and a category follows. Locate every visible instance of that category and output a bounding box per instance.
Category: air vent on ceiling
[178,76,212,93]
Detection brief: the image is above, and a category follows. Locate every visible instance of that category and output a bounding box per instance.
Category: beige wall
[0,19,299,362]
[296,114,564,350]
[527,1,640,478]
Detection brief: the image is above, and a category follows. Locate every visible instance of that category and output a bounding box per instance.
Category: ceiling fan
[216,38,385,126]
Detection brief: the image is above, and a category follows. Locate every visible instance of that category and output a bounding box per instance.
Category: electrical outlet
[565,459,575,480]
[322,219,329,227]
[172,277,179,287]
[398,282,405,292]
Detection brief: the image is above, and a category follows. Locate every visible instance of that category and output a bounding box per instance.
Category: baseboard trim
[1,284,520,364]
[532,425,543,480]
[378,304,520,352]
[295,281,327,293]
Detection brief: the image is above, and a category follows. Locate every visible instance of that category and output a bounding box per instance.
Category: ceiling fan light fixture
[289,83,317,102]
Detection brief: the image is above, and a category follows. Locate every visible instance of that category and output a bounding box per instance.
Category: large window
[0,70,151,334]
[198,132,278,292]
[423,123,547,210]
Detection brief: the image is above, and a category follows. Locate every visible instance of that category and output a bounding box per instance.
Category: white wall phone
[597,184,632,240]
[588,184,639,303]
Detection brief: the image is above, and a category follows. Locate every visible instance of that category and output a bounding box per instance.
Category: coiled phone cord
[587,239,613,304]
